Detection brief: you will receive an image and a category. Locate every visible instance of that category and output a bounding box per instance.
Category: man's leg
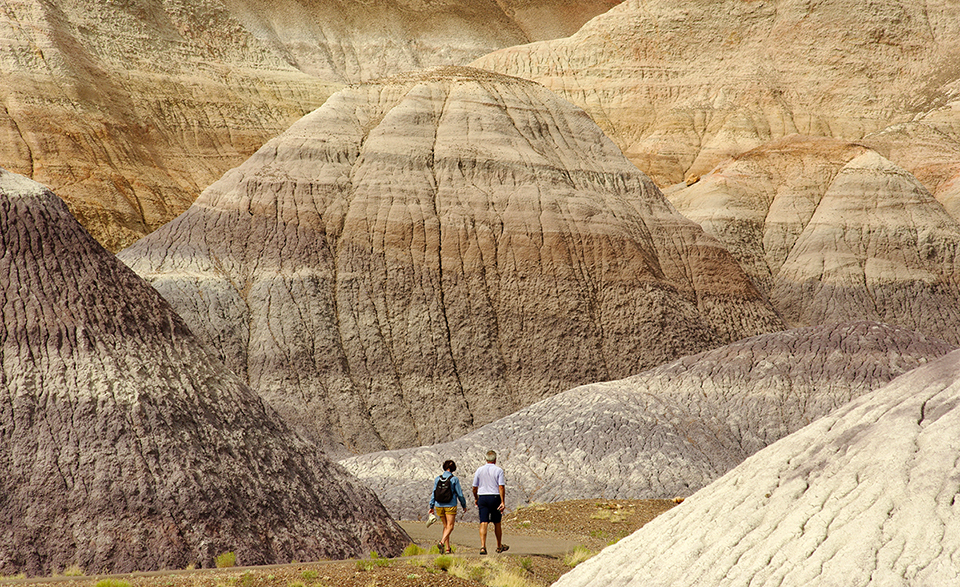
[494,522,503,549]
[479,521,488,552]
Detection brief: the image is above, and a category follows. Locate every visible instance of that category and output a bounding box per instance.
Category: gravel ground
[0,500,677,587]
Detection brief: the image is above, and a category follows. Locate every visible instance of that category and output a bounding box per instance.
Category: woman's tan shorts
[435,506,458,517]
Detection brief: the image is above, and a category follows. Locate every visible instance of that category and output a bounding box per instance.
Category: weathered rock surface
[224,0,624,82]
[0,0,342,252]
[863,100,960,222]
[0,0,619,252]
[666,136,960,346]
[473,0,960,187]
[0,168,409,576]
[119,66,785,456]
[552,346,960,587]
[340,321,954,519]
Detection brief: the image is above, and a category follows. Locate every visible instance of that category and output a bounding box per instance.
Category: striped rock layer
[0,168,408,576]
[1,0,618,251]
[119,67,785,455]
[666,137,960,346]
[341,322,955,519]
[473,0,960,189]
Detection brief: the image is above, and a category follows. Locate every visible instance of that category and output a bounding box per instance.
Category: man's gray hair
[485,450,497,463]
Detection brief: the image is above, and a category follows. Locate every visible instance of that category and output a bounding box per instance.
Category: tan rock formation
[119,67,785,455]
[553,346,960,587]
[473,0,960,187]
[0,168,409,576]
[1,0,619,252]
[223,0,623,82]
[665,136,960,346]
[0,0,339,251]
[863,99,960,221]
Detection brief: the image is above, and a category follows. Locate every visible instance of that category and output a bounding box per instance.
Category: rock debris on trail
[119,66,785,456]
[0,168,409,577]
[340,321,955,519]
[553,346,960,587]
[665,136,960,346]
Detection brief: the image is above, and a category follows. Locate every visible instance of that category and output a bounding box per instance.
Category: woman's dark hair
[443,459,457,472]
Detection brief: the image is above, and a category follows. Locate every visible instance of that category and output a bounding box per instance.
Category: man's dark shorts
[477,494,502,524]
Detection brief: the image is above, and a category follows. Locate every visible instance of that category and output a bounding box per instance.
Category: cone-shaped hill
[666,137,960,346]
[119,66,785,455]
[0,168,409,577]
[552,345,960,587]
[341,321,955,519]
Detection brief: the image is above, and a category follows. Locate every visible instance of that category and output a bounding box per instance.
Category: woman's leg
[441,512,457,551]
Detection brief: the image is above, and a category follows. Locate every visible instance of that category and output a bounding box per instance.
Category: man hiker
[472,450,508,555]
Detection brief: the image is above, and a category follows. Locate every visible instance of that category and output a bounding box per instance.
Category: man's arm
[472,486,479,504]
[498,484,505,512]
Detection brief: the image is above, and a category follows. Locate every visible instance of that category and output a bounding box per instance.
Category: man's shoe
[479,548,487,555]
[496,544,509,553]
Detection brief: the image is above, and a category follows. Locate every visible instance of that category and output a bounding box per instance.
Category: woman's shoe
[496,544,509,553]
[479,548,487,555]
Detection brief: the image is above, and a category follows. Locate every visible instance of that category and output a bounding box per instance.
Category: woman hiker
[428,459,467,554]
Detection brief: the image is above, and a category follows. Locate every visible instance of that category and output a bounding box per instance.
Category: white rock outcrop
[119,67,785,455]
[473,0,960,188]
[553,346,960,587]
[666,136,960,346]
[0,168,409,576]
[339,321,954,519]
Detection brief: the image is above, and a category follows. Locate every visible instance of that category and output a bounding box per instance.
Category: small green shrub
[433,555,454,571]
[94,580,132,587]
[61,564,84,576]
[518,557,533,572]
[239,571,255,587]
[215,551,237,568]
[469,564,488,582]
[401,543,427,557]
[287,582,306,587]
[563,545,596,568]
[488,569,536,587]
[300,570,319,581]
[356,552,391,571]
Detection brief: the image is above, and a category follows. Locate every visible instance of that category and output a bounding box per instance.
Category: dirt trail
[399,521,581,557]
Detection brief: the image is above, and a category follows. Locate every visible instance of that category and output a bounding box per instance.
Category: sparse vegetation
[488,567,537,587]
[61,564,85,576]
[3,500,674,587]
[215,551,237,568]
[300,570,318,581]
[356,551,392,571]
[401,543,427,557]
[563,545,596,567]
